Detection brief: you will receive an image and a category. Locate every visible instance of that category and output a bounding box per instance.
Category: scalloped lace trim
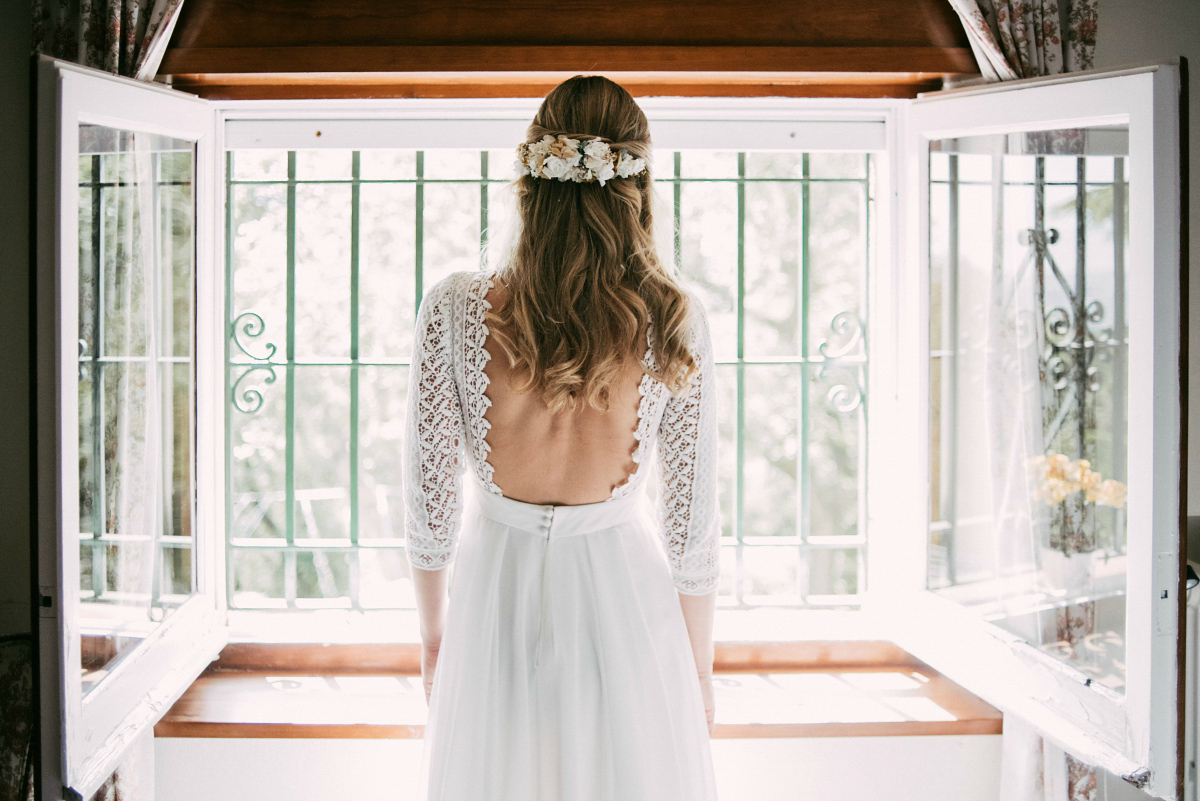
[610,324,667,500]
[462,271,503,495]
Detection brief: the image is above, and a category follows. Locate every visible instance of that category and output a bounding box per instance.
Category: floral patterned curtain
[32,0,184,81]
[947,0,1099,81]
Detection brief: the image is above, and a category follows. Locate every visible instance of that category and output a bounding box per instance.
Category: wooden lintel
[165,70,948,100]
[160,44,977,76]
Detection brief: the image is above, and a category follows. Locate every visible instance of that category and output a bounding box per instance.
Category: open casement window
[872,64,1185,798]
[36,59,225,799]
[36,55,1187,800]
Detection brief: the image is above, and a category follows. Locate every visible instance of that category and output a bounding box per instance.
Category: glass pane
[230,184,287,364]
[359,183,416,359]
[76,124,196,696]
[423,149,482,180]
[808,181,867,359]
[808,153,867,180]
[295,149,352,181]
[230,366,286,541]
[677,182,737,360]
[927,127,1130,693]
[358,366,408,541]
[231,550,285,607]
[743,365,799,538]
[295,551,351,605]
[744,179,800,358]
[358,549,415,608]
[715,366,737,540]
[360,149,415,180]
[225,147,871,611]
[295,184,351,358]
[808,548,860,596]
[485,181,519,272]
[742,546,800,602]
[680,151,739,179]
[809,364,863,538]
[422,183,480,293]
[294,366,351,540]
[232,150,286,181]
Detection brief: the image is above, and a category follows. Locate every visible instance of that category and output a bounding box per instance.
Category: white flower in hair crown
[515,134,648,186]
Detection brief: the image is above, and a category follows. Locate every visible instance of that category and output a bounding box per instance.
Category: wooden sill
[155,641,1002,740]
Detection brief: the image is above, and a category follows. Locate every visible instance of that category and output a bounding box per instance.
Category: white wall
[0,0,32,639]
[1093,0,1200,519]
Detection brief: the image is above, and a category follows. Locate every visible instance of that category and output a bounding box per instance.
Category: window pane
[358,366,408,541]
[227,145,871,611]
[359,183,416,359]
[808,365,863,538]
[423,149,481,180]
[928,130,1130,693]
[808,181,866,359]
[743,364,799,538]
[744,180,800,358]
[678,182,737,360]
[294,366,351,540]
[742,546,800,602]
[295,183,351,358]
[77,124,197,695]
[230,367,286,539]
[232,150,287,181]
[295,149,352,181]
[422,182,480,293]
[360,150,415,180]
[230,184,287,363]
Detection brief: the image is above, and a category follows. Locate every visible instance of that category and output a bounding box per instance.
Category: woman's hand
[698,669,716,735]
[421,636,441,704]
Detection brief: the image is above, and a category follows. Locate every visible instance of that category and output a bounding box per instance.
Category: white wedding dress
[404,270,720,801]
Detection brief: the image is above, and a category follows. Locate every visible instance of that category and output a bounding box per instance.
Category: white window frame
[871,64,1185,798]
[36,59,226,800]
[36,57,1185,801]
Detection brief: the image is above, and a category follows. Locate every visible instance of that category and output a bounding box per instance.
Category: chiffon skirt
[419,478,717,801]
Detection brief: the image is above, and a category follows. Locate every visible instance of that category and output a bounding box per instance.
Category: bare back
[482,283,645,505]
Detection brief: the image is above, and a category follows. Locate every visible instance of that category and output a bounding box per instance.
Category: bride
[404,74,720,801]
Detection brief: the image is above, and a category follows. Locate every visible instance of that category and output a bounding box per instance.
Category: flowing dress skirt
[420,478,718,801]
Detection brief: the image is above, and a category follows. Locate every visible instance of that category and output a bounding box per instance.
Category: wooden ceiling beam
[158,1,978,99]
[167,70,948,100]
[162,44,976,76]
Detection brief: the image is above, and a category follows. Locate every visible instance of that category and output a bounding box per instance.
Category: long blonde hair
[489,75,697,413]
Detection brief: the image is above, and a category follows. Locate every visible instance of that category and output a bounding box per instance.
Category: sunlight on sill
[226,607,884,645]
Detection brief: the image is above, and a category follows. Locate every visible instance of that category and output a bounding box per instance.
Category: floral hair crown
[515,134,648,186]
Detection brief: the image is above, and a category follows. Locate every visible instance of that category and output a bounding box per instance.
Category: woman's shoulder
[420,270,496,313]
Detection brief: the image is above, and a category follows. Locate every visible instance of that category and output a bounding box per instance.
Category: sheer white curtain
[945,5,1104,800]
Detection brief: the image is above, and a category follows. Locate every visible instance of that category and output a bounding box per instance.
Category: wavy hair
[489,75,697,413]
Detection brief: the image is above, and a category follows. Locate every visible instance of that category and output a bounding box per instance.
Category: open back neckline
[466,269,664,504]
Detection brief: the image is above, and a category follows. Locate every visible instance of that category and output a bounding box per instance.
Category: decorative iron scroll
[230,311,278,414]
[1022,226,1125,555]
[817,311,865,414]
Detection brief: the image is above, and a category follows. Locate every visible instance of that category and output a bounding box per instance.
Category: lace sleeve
[656,303,721,595]
[403,278,466,570]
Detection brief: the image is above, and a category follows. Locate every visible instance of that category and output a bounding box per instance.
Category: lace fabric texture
[403,270,720,593]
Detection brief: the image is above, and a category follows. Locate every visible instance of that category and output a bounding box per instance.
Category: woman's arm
[412,565,450,703]
[678,589,717,735]
[403,276,469,703]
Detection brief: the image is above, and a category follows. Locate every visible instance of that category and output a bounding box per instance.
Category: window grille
[226,148,871,609]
